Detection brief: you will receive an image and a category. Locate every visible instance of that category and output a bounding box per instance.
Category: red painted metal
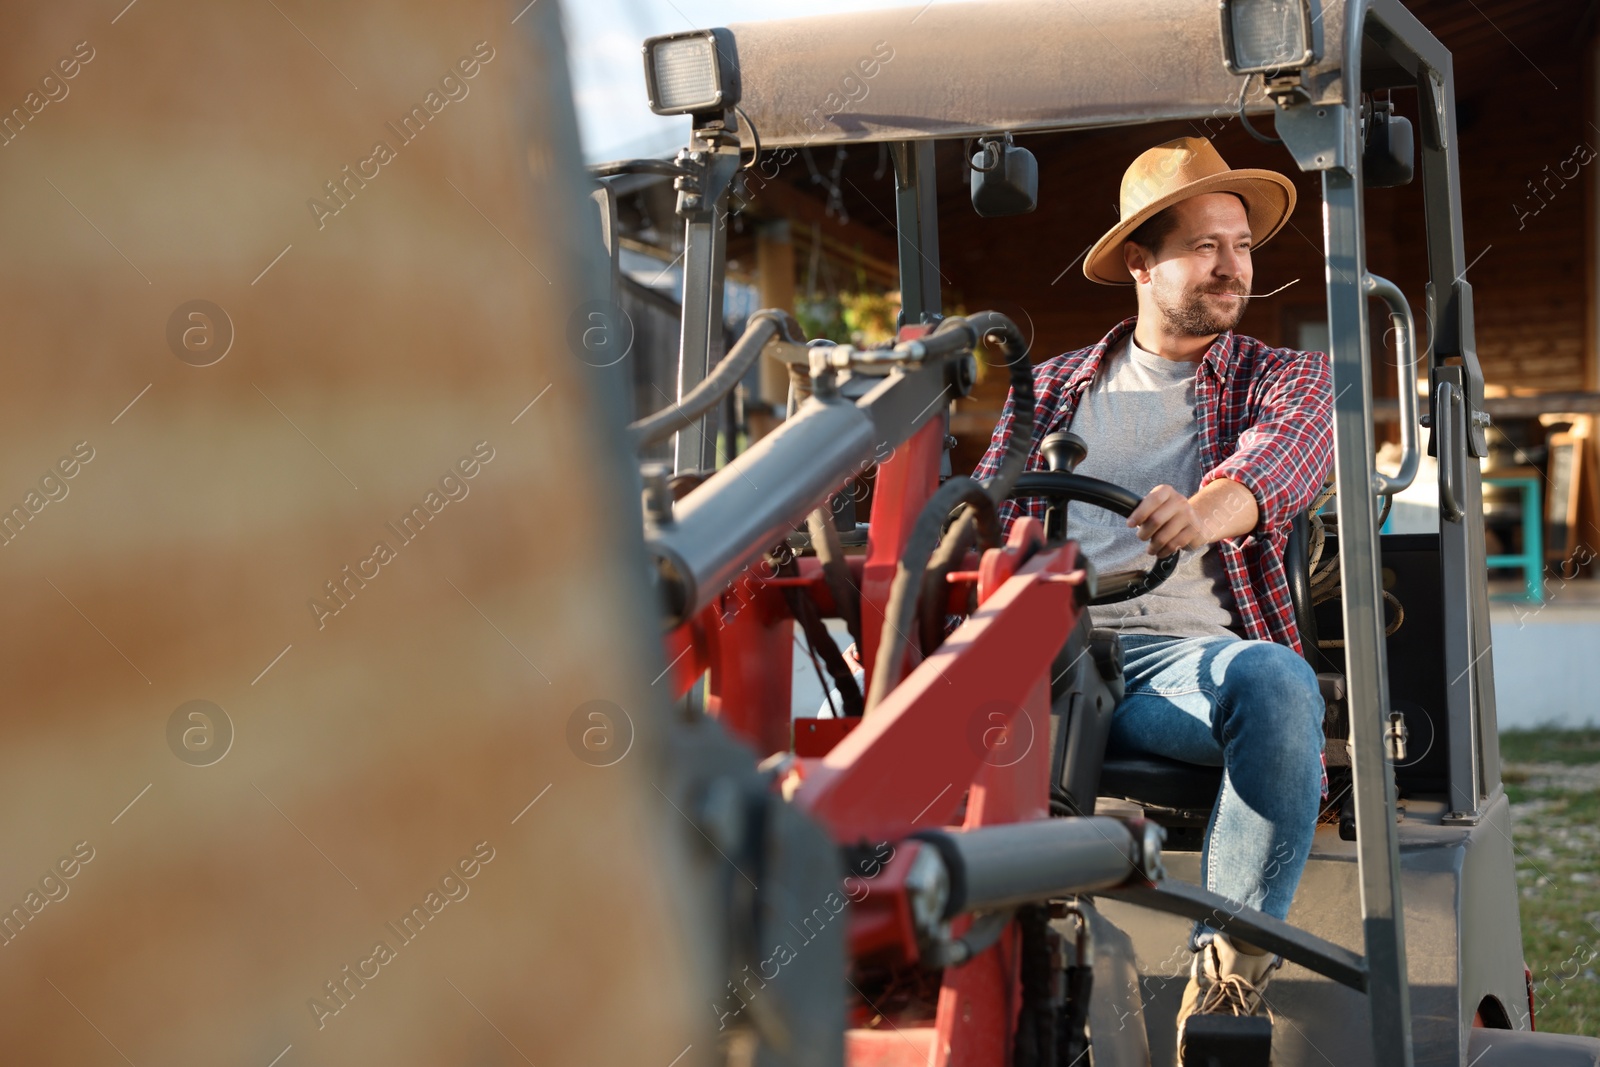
[666,556,855,703]
[668,525,1086,1066]
[935,919,1022,1067]
[655,344,1095,1065]
[845,1027,938,1065]
[860,418,947,696]
[978,518,1050,600]
[705,579,797,759]
[844,842,926,964]
[662,617,707,700]
[793,538,1080,844]
[929,671,1052,1066]
[796,517,1080,1067]
[794,716,862,757]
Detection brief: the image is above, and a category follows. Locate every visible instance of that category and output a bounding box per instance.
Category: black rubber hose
[629,309,803,450]
[590,158,693,180]
[962,311,1035,502]
[865,312,1034,712]
[807,504,862,653]
[783,581,864,718]
[865,479,998,712]
[913,314,1038,657]
[919,507,980,655]
[921,909,1014,969]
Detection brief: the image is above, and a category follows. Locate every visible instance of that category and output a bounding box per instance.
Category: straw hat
[1083,136,1297,285]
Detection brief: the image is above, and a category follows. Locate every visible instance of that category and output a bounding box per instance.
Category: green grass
[1503,728,1600,1037]
[1500,727,1600,766]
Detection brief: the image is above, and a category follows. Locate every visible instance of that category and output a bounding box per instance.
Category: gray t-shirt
[1067,336,1241,640]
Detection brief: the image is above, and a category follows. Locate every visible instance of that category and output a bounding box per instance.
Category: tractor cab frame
[598,2,1600,1065]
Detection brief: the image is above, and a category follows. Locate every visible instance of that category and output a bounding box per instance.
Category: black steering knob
[1041,431,1088,473]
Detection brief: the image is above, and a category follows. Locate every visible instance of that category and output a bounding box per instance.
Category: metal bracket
[1424,69,1448,151]
[1452,280,1490,457]
[1262,71,1314,105]
[1274,99,1355,173]
[671,137,744,474]
[672,138,742,221]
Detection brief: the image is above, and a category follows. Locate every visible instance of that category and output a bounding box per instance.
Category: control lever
[1042,431,1088,473]
[1040,432,1088,544]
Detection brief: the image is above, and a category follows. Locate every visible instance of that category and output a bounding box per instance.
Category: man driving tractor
[974,135,1334,1053]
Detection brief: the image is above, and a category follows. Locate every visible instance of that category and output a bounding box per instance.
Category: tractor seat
[1095,671,1345,819]
[1099,754,1223,813]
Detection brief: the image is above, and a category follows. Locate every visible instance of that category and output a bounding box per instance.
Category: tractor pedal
[1181,1013,1273,1067]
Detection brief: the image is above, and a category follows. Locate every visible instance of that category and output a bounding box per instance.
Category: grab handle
[1364,273,1419,496]
[1436,380,1464,522]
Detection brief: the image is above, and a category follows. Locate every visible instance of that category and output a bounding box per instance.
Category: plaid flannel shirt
[974,316,1334,655]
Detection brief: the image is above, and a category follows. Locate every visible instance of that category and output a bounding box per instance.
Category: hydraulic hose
[589,158,693,180]
[630,309,802,450]
[807,503,862,654]
[781,551,864,718]
[963,311,1035,501]
[922,909,1014,969]
[919,506,981,655]
[865,313,1034,712]
[865,477,999,711]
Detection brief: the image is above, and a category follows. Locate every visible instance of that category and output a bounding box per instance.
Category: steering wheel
[1007,432,1179,606]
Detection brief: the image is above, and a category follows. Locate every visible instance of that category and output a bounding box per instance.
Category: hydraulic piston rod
[914,817,1163,920]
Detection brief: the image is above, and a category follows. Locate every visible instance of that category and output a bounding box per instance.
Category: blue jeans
[1108,633,1324,949]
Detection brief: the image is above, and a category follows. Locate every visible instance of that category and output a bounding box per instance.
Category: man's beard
[1153,278,1250,336]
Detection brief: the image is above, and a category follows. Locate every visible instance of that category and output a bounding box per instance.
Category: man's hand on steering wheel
[1125,477,1262,556]
[1126,484,1210,557]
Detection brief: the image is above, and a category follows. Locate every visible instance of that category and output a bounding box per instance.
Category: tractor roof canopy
[723,0,1369,147]
[732,0,1356,147]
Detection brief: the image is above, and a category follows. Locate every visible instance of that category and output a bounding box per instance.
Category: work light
[642,29,740,117]
[1220,0,1321,76]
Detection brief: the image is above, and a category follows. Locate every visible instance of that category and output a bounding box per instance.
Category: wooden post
[1589,31,1600,394]
[754,218,797,440]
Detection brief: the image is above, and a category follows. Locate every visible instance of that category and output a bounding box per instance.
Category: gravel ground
[1501,730,1600,1037]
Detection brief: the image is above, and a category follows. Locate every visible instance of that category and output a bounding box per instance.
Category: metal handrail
[1365,272,1420,496]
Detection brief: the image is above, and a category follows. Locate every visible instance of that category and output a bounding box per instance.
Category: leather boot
[1176,935,1283,1059]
